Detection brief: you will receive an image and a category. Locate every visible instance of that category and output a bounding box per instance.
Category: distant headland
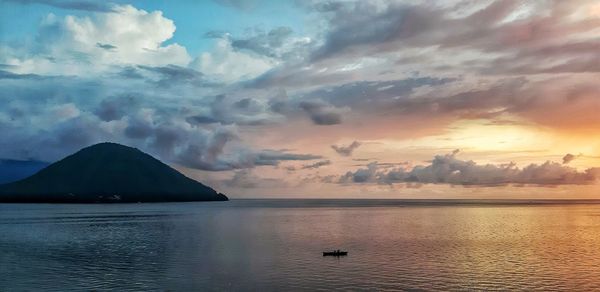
[0,142,228,203]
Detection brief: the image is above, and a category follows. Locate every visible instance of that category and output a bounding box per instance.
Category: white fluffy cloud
[2,5,191,75]
[192,37,276,83]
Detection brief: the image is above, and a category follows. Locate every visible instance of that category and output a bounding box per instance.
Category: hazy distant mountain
[0,143,228,203]
[0,159,50,184]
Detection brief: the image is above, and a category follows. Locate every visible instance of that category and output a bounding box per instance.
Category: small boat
[323,250,348,256]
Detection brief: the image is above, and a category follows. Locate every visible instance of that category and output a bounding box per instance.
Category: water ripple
[2,201,600,291]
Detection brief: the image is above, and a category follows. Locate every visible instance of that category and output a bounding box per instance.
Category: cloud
[225,26,312,61]
[231,26,293,57]
[178,146,322,171]
[137,117,323,171]
[331,141,361,156]
[299,100,344,125]
[308,0,600,66]
[339,151,600,186]
[96,42,117,50]
[137,65,208,87]
[309,2,437,61]
[175,127,238,171]
[563,153,579,164]
[117,66,144,79]
[183,94,280,126]
[223,169,288,188]
[144,123,323,171]
[51,103,80,121]
[192,38,275,83]
[301,160,331,169]
[309,77,454,108]
[254,150,322,166]
[0,75,321,172]
[94,95,136,122]
[3,0,600,197]
[186,115,220,125]
[222,0,599,141]
[124,120,153,139]
[2,4,191,75]
[341,161,379,183]
[0,70,47,80]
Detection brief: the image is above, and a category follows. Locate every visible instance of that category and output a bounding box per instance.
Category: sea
[2,199,600,291]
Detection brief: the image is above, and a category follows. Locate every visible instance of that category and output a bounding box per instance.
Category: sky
[1,0,600,198]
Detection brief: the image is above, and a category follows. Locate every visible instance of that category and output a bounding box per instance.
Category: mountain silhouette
[0,142,228,203]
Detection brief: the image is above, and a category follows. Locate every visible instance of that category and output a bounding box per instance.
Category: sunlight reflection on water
[2,200,600,291]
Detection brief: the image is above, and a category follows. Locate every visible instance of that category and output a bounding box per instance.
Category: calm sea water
[2,199,600,291]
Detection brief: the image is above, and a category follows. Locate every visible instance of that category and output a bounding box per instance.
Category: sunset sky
[1,0,600,198]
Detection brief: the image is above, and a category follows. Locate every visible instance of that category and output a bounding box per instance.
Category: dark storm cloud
[6,0,115,12]
[339,151,600,186]
[331,141,361,156]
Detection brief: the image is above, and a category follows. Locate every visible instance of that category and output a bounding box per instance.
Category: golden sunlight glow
[364,119,600,169]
